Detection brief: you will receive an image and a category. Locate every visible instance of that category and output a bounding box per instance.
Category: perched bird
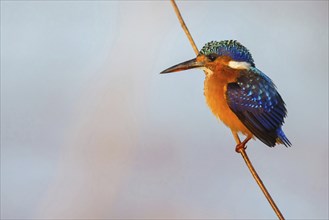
[161,40,291,151]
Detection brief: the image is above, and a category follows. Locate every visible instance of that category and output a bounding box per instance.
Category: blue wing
[226,67,291,147]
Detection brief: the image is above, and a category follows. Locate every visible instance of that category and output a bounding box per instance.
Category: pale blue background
[1,1,328,219]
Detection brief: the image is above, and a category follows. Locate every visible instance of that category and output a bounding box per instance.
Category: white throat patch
[228,61,251,70]
[201,67,214,75]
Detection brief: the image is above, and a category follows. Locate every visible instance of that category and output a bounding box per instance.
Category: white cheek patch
[228,61,251,70]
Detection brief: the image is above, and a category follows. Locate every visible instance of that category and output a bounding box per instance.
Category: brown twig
[170,0,199,55]
[237,148,285,220]
[169,1,285,219]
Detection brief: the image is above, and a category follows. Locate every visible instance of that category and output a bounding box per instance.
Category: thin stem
[237,147,285,220]
[169,1,285,219]
[170,0,199,55]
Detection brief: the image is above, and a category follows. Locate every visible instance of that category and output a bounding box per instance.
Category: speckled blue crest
[199,40,255,67]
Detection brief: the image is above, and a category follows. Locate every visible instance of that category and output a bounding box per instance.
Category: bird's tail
[276,128,291,147]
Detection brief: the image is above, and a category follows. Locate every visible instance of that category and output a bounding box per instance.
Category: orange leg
[235,136,252,153]
[231,130,241,144]
[231,130,252,153]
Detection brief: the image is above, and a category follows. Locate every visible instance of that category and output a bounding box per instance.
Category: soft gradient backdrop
[1,1,328,219]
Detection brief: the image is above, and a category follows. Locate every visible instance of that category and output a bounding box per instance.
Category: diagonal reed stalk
[169,1,285,219]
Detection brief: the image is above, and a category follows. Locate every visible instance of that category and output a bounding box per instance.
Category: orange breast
[203,73,252,136]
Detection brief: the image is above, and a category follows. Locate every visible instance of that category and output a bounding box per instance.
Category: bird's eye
[208,53,218,61]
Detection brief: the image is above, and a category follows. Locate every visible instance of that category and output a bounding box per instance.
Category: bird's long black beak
[160,58,204,74]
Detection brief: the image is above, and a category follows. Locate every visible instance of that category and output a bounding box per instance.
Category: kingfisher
[161,40,291,151]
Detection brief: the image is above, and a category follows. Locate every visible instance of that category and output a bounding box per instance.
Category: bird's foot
[235,142,247,153]
[235,136,252,153]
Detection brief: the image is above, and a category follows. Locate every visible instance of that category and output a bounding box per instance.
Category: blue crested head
[199,40,255,67]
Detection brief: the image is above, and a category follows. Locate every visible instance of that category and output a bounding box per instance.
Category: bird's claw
[235,143,247,153]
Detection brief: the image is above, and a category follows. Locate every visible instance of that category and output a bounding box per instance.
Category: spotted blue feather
[226,67,291,147]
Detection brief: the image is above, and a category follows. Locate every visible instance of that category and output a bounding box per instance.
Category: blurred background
[1,1,328,219]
